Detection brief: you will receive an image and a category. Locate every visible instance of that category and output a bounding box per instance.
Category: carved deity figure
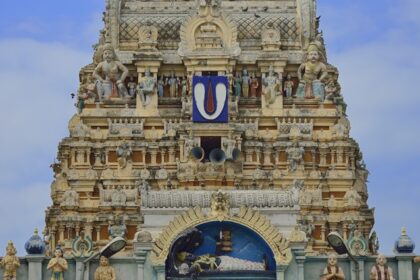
[47,247,68,280]
[95,256,116,280]
[61,189,79,207]
[297,43,328,100]
[233,72,242,100]
[284,74,294,98]
[0,241,20,280]
[263,65,282,106]
[166,72,179,98]
[111,186,127,206]
[286,141,304,172]
[320,253,345,280]
[222,133,236,159]
[157,76,165,97]
[93,43,129,100]
[108,216,127,239]
[241,69,251,98]
[116,143,132,169]
[211,190,230,217]
[138,68,156,107]
[184,132,198,161]
[127,76,137,98]
[250,73,259,98]
[344,189,361,207]
[370,254,395,280]
[180,77,188,97]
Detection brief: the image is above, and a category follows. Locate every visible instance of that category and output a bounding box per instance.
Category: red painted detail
[206,79,215,113]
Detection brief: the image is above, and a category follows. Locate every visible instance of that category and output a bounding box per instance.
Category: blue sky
[0,0,419,256]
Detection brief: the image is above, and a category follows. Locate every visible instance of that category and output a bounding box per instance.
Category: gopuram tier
[45,0,374,267]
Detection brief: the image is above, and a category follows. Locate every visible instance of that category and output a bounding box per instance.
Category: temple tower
[44,0,374,276]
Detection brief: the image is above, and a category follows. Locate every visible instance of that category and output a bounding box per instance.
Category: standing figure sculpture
[167,72,179,98]
[93,43,129,100]
[181,77,188,97]
[241,69,251,98]
[284,74,294,98]
[0,241,20,280]
[95,256,116,280]
[297,43,328,100]
[320,253,345,280]
[286,141,304,172]
[138,68,156,107]
[250,73,259,98]
[157,76,165,98]
[127,76,137,98]
[370,254,395,280]
[233,72,242,101]
[263,65,281,106]
[47,247,68,280]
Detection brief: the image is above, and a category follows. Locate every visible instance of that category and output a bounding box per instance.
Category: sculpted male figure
[370,254,395,280]
[241,69,251,98]
[138,68,156,107]
[263,65,281,106]
[0,241,20,280]
[95,256,116,280]
[321,253,345,280]
[93,43,129,100]
[47,247,68,280]
[297,43,328,100]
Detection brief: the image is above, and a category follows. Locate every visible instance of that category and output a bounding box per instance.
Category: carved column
[321,224,326,242]
[160,148,166,164]
[58,224,65,243]
[95,225,101,241]
[134,241,153,280]
[27,255,44,280]
[94,149,102,167]
[245,148,253,163]
[311,148,316,170]
[168,147,176,163]
[150,150,158,165]
[263,145,272,167]
[84,223,93,238]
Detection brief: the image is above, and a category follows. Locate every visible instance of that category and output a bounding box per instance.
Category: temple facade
[1,0,419,280]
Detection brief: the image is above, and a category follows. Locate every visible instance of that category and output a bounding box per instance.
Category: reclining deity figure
[370,254,395,280]
[93,43,129,100]
[0,241,20,280]
[138,68,156,107]
[94,256,116,280]
[263,65,282,106]
[320,253,345,280]
[297,43,328,100]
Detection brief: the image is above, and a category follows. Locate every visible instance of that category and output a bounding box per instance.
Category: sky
[0,0,419,256]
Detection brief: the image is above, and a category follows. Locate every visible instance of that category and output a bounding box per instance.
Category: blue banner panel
[193,76,228,123]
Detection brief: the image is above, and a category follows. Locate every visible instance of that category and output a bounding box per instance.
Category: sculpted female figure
[297,43,328,100]
[95,256,116,280]
[47,247,68,280]
[250,73,259,98]
[93,43,129,100]
[320,253,345,280]
[0,241,20,280]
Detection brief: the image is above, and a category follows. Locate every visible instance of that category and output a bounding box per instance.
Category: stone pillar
[134,241,153,280]
[350,257,365,280]
[168,147,176,163]
[153,264,166,280]
[396,254,415,280]
[291,245,306,280]
[263,146,272,166]
[26,255,44,280]
[276,264,288,280]
[75,258,90,280]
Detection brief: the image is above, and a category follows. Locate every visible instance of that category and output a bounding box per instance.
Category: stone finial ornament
[94,256,116,280]
[369,254,395,280]
[320,253,345,280]
[47,247,68,280]
[394,227,415,254]
[0,241,20,280]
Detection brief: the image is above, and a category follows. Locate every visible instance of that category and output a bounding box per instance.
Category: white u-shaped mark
[194,82,227,120]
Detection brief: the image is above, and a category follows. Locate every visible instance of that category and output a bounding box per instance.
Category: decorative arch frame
[151,206,292,266]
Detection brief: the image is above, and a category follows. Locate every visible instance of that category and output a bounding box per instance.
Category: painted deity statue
[370,254,395,280]
[157,76,165,97]
[250,73,259,98]
[167,72,179,98]
[94,256,116,280]
[320,253,345,280]
[47,247,68,280]
[138,69,156,107]
[297,43,328,100]
[0,241,20,280]
[233,72,242,98]
[284,74,295,98]
[263,65,281,106]
[241,69,251,98]
[93,43,129,100]
[181,77,188,97]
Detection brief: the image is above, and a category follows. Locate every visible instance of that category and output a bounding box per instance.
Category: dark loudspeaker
[191,147,205,161]
[209,149,226,165]
[231,148,241,161]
